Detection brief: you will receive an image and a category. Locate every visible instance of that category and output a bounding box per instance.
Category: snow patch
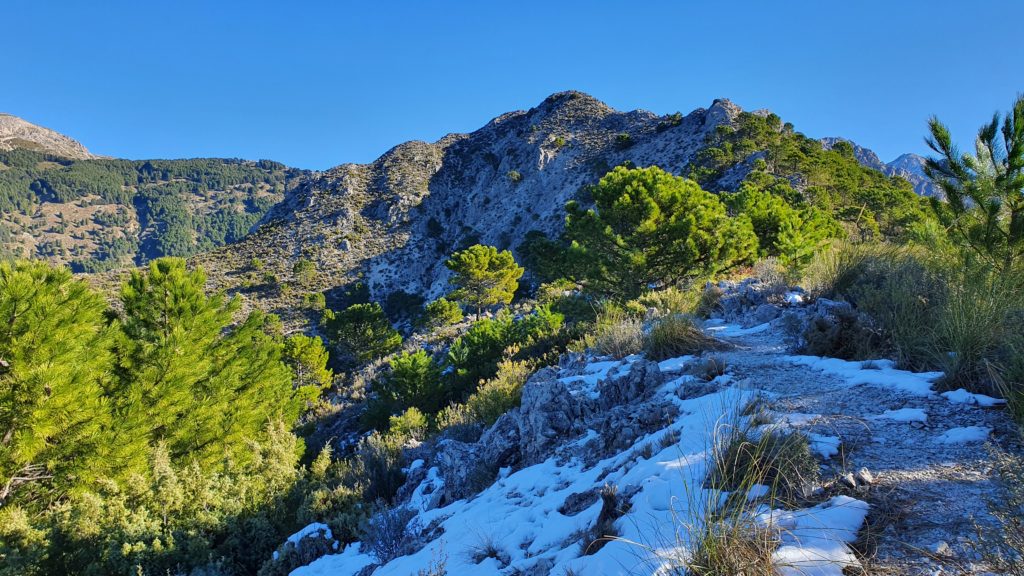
[784,355,942,396]
[935,426,992,444]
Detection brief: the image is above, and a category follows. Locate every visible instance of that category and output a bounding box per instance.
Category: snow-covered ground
[285,310,1016,576]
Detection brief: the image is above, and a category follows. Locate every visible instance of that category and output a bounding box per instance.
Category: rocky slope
[191,93,940,327]
[0,113,99,159]
[274,282,1017,575]
[820,137,938,197]
[193,92,752,320]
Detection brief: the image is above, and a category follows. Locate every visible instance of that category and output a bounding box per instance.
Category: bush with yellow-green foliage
[437,360,533,432]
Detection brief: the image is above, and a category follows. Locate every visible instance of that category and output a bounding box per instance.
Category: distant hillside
[0,149,308,271]
[820,137,939,197]
[0,113,99,159]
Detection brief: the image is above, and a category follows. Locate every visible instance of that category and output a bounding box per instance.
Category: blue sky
[3,1,1021,169]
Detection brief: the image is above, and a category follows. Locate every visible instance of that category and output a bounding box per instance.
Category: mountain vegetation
[0,149,306,271]
[2,93,1024,575]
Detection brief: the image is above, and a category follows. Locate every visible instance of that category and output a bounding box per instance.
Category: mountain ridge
[0,113,100,159]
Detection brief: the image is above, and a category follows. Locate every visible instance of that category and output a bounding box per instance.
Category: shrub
[321,302,402,365]
[362,505,420,563]
[507,170,523,184]
[644,314,721,361]
[418,297,464,330]
[614,133,633,149]
[292,258,317,288]
[462,360,532,426]
[366,350,445,430]
[636,286,701,316]
[303,291,327,311]
[388,407,428,442]
[801,307,887,361]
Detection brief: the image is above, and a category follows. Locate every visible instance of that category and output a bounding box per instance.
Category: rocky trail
[283,287,1019,576]
[709,313,1017,575]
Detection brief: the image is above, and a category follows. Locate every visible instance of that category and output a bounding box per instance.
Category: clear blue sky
[3,1,1021,170]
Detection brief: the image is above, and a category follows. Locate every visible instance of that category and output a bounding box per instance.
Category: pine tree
[0,261,115,506]
[565,166,758,298]
[283,334,333,395]
[112,258,299,470]
[445,244,524,319]
[926,95,1024,271]
[321,302,402,364]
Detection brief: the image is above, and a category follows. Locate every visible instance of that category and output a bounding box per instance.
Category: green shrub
[463,360,532,426]
[366,350,445,430]
[418,297,463,329]
[507,170,523,184]
[321,302,402,365]
[303,291,327,311]
[636,286,702,316]
[292,258,317,288]
[388,407,428,442]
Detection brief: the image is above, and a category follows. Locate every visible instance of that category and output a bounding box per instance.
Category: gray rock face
[406,351,678,511]
[201,92,742,304]
[516,367,587,463]
[0,113,98,159]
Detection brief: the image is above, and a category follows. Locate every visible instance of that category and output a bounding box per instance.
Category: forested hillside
[0,149,307,271]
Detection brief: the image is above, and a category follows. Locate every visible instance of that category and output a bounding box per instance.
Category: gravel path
[711,321,1019,575]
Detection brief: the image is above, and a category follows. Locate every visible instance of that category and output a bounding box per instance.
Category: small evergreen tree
[113,258,298,470]
[284,334,333,392]
[565,166,758,298]
[365,350,444,429]
[926,94,1024,270]
[321,302,402,364]
[418,297,463,330]
[292,258,317,288]
[445,244,524,319]
[725,181,841,268]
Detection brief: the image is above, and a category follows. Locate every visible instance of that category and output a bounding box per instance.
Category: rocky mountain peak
[0,113,98,159]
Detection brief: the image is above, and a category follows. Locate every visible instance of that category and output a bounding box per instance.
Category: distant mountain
[0,148,309,271]
[820,137,939,197]
[0,113,99,159]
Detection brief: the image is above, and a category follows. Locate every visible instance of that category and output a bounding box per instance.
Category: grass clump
[580,307,645,359]
[644,314,722,361]
[581,484,627,556]
[706,428,819,507]
[681,518,779,576]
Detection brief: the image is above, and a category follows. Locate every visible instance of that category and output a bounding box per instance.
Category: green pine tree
[445,244,524,319]
[0,261,115,506]
[926,94,1024,271]
[565,166,758,298]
